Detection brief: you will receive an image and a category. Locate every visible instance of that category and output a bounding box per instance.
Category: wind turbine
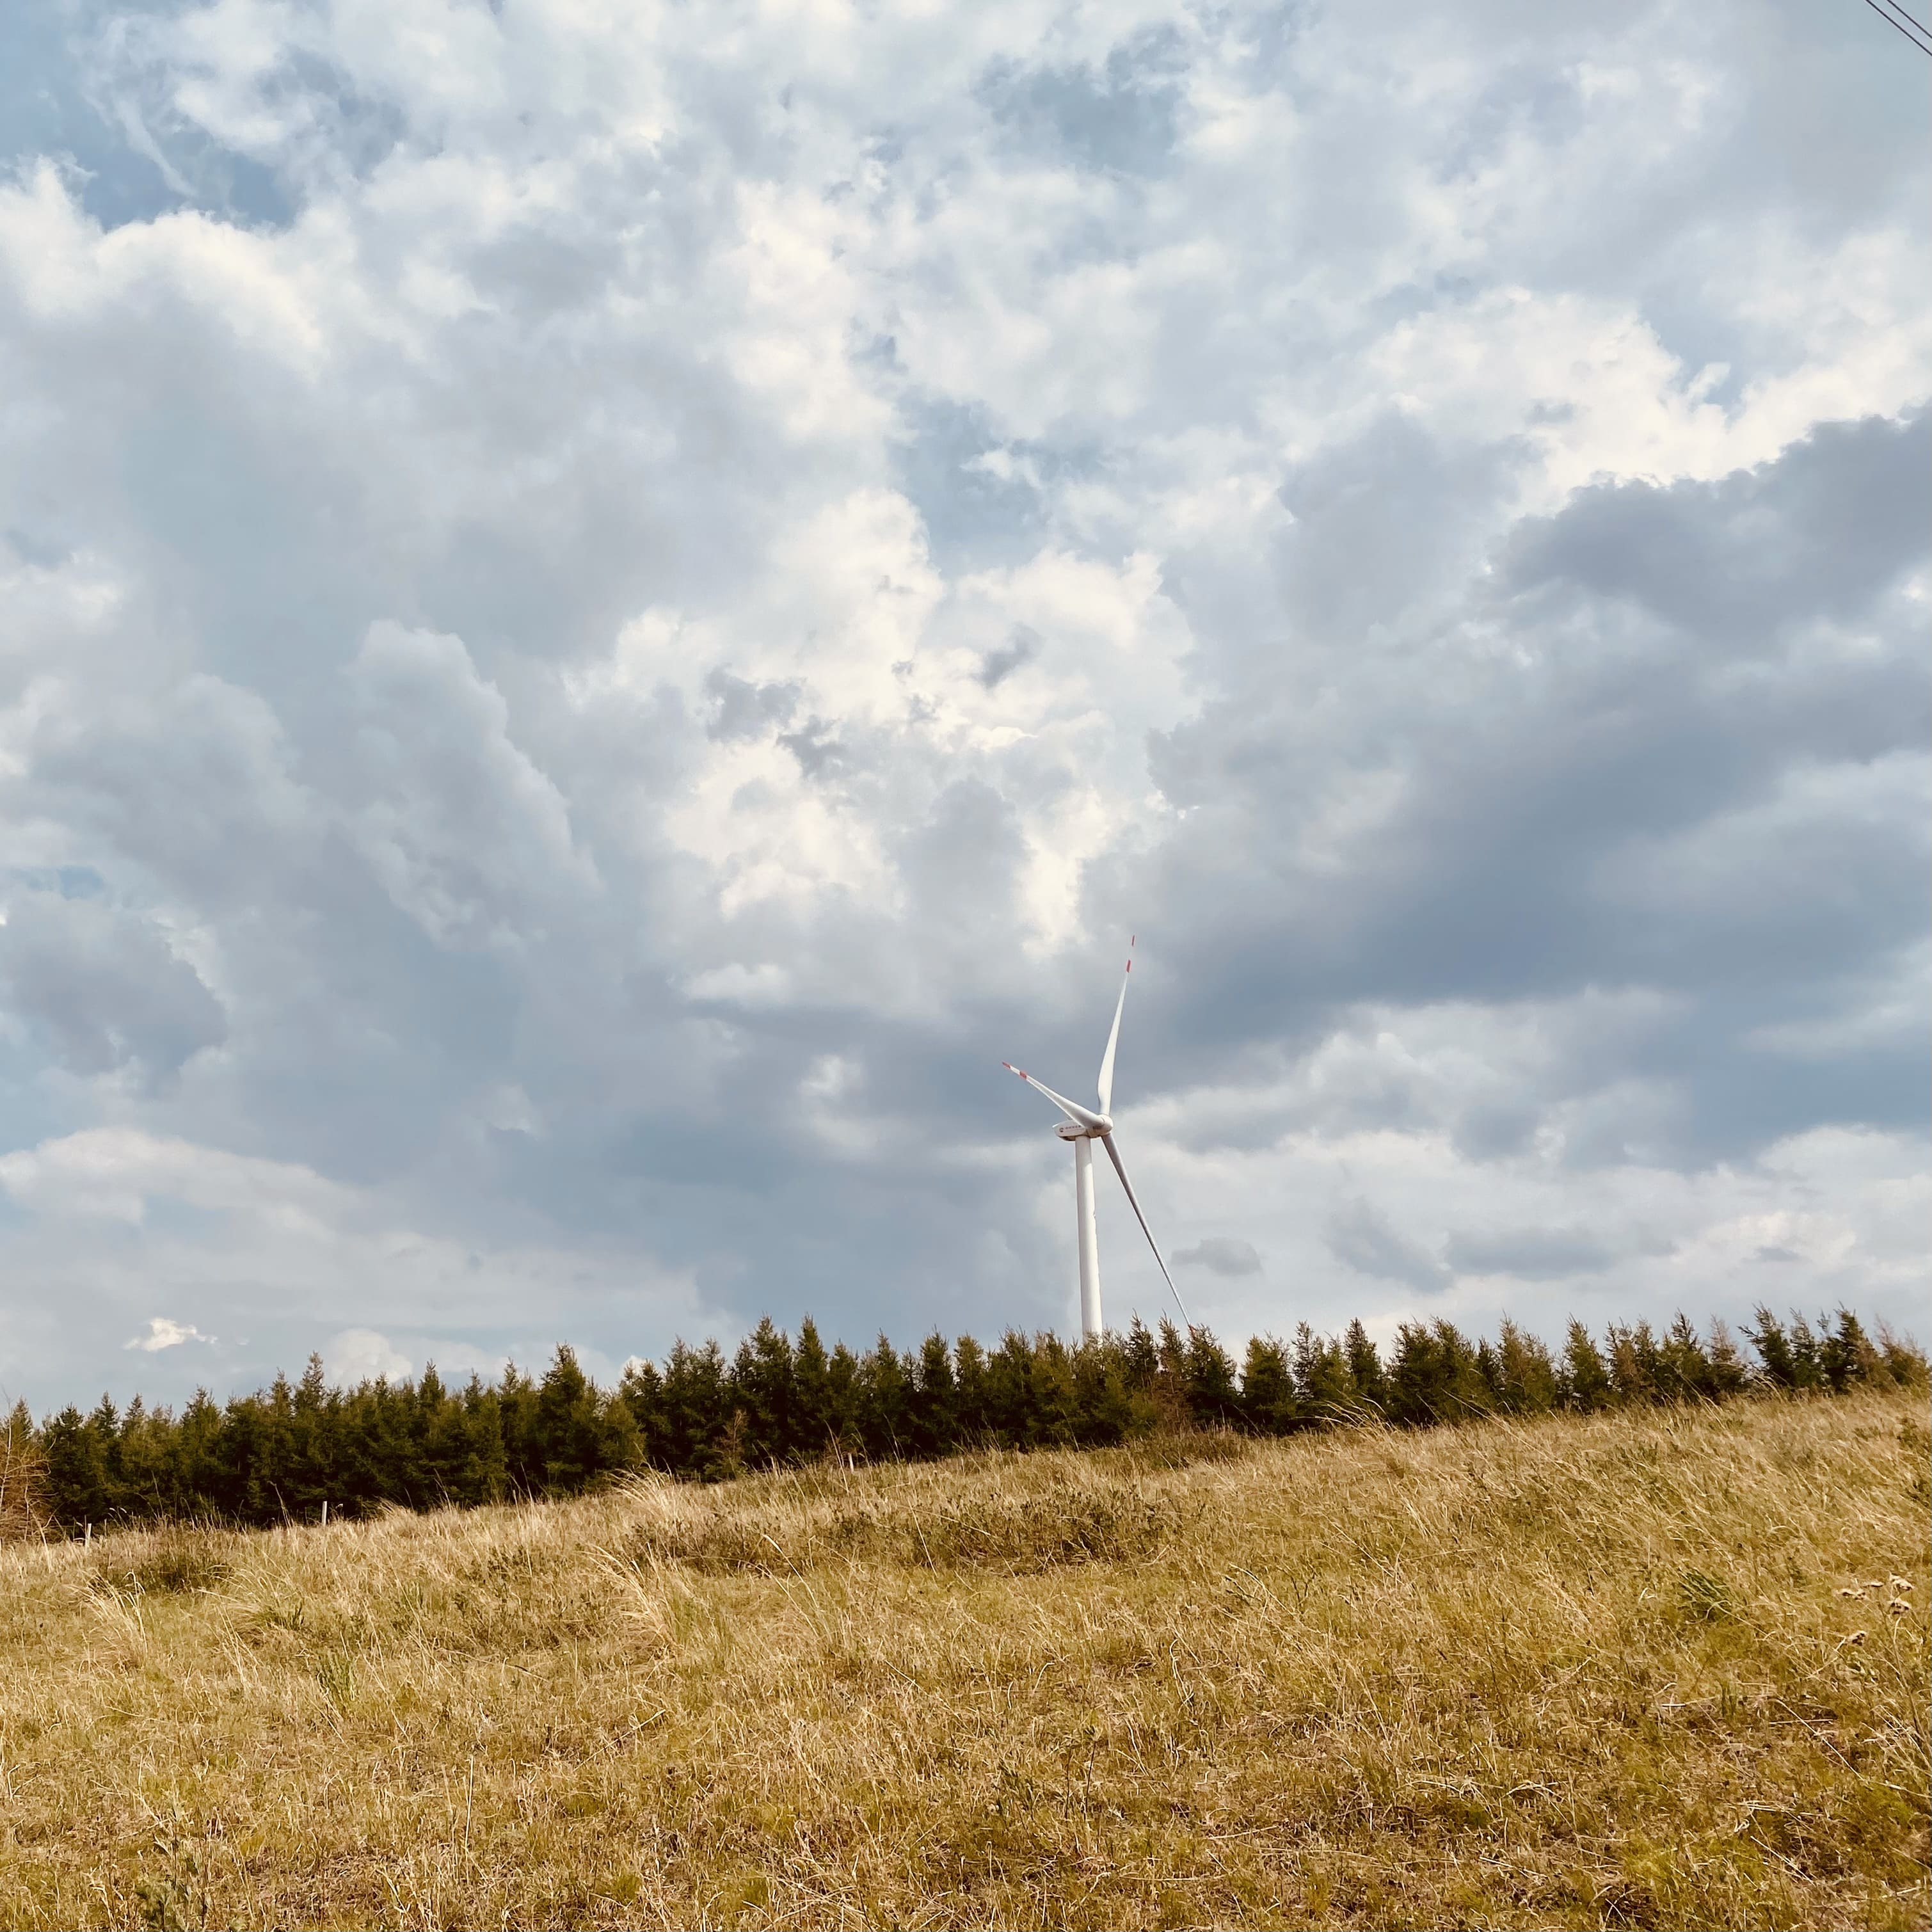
[1003,939,1190,1341]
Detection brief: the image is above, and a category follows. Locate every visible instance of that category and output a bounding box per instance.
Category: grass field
[1,1389,1924,1930]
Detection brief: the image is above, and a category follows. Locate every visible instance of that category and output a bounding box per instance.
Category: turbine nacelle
[1055,1117,1112,1140]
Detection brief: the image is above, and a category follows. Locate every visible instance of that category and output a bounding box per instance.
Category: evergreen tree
[909,1334,957,1458]
[534,1346,611,1492]
[659,1340,731,1478]
[984,1331,1039,1447]
[41,1405,109,1530]
[1784,1313,1824,1390]
[618,1357,665,1467]
[1656,1314,1715,1403]
[286,1355,337,1519]
[460,1375,509,1503]
[1343,1321,1387,1415]
[1290,1323,1354,1421]
[1605,1322,1667,1407]
[792,1318,833,1457]
[1239,1336,1297,1434]
[1818,1310,1876,1394]
[1493,1320,1560,1415]
[19,1300,1913,1535]
[1030,1333,1080,1448]
[732,1318,798,1466]
[1875,1320,1929,1389]
[1704,1320,1751,1398]
[1183,1327,1241,1430]
[1559,1321,1613,1411]
[951,1334,990,1446]
[1386,1321,1490,1426]
[1745,1308,1798,1389]
[497,1362,543,1492]
[859,1336,911,1459]
[1121,1318,1160,1393]
[822,1342,863,1457]
[1071,1336,1135,1446]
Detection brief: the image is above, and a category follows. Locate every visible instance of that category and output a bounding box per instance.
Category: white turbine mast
[1003,938,1191,1341]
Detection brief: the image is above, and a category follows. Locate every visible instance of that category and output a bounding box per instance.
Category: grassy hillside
[1,1391,1924,1930]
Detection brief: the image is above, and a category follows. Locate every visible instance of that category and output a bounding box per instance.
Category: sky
[1,0,1926,1412]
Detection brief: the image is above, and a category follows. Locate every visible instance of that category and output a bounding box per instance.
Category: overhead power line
[1858,0,1932,54]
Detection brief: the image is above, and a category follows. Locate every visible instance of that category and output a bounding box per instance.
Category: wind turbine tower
[1003,939,1191,1340]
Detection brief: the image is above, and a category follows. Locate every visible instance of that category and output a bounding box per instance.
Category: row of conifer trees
[5,1305,1920,1535]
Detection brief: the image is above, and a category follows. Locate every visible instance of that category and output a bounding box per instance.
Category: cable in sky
[1857,0,1932,54]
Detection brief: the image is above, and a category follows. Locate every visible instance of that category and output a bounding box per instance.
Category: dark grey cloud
[0,884,225,1087]
[1325,1199,1450,1294]
[1143,408,1930,1169]
[1172,1236,1263,1277]
[1444,1227,1620,1281]
[979,33,1186,177]
[704,669,801,742]
[976,626,1041,691]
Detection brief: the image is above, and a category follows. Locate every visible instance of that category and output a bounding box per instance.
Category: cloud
[326,1329,411,1385]
[1444,1228,1621,1282]
[124,1317,212,1352]
[1171,1236,1262,1277]
[0,0,1925,1409]
[1325,1199,1451,1295]
[0,884,226,1087]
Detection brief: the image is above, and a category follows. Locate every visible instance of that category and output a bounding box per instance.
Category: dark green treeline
[8,1307,1921,1535]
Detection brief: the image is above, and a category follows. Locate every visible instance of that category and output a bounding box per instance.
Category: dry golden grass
[1,1391,1925,1930]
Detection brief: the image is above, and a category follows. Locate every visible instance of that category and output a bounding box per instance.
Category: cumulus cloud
[0,0,1924,1408]
[326,1329,411,1385]
[124,1317,213,1352]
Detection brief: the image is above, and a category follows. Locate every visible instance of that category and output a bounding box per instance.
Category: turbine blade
[1096,937,1133,1114]
[1002,1062,1092,1128]
[1099,1131,1190,1327]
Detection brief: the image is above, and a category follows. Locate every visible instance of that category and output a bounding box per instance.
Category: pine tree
[909,1334,957,1458]
[659,1340,730,1479]
[1121,1318,1160,1392]
[1343,1321,1387,1415]
[1290,1323,1354,1421]
[1819,1310,1876,1393]
[40,1406,108,1531]
[459,1377,509,1503]
[1071,1336,1134,1446]
[1656,1314,1715,1403]
[1704,1320,1751,1398]
[1494,1320,1560,1414]
[732,1318,797,1467]
[1745,1308,1798,1389]
[618,1357,665,1467]
[496,1362,543,1494]
[1387,1321,1490,1426]
[952,1334,990,1446]
[1239,1336,1297,1434]
[859,1336,911,1459]
[792,1318,833,1457]
[985,1331,1038,1447]
[1558,1321,1613,1411]
[823,1342,863,1457]
[1183,1327,1241,1431]
[1030,1333,1080,1448]
[1784,1314,1824,1390]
